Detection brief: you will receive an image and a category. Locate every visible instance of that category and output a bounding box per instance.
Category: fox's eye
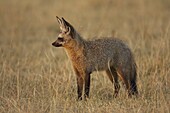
[58,37,64,42]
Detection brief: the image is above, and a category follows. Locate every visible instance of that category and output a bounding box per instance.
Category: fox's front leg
[84,72,91,100]
[77,76,83,100]
[74,67,84,100]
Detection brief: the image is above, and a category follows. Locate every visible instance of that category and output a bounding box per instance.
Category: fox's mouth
[52,42,62,47]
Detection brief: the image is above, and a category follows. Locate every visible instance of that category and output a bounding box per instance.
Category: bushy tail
[130,63,138,95]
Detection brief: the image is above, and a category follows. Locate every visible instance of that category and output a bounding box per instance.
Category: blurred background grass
[0,0,170,113]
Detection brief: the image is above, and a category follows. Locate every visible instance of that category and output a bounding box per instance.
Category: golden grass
[0,0,170,112]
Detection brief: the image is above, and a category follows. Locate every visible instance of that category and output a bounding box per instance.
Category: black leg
[84,73,91,100]
[74,67,84,101]
[106,67,120,98]
[77,76,83,100]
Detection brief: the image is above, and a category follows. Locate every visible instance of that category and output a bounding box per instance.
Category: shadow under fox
[52,16,138,100]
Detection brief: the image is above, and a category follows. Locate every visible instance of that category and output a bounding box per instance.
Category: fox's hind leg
[117,67,132,97]
[106,67,120,98]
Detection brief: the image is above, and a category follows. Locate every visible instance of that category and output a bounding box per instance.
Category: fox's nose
[52,41,62,47]
[52,42,55,46]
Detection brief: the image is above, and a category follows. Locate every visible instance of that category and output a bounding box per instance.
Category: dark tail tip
[130,64,138,95]
[130,80,138,95]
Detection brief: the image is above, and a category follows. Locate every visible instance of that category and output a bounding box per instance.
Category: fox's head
[52,16,76,48]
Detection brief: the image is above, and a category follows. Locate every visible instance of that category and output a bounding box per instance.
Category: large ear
[56,16,69,32]
[61,17,69,30]
[56,16,62,25]
[61,17,75,33]
[61,17,71,27]
[61,18,75,37]
[66,26,71,35]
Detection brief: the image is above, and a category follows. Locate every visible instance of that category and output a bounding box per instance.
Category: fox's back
[84,38,134,71]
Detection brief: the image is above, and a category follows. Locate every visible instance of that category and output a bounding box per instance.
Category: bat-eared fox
[52,16,138,100]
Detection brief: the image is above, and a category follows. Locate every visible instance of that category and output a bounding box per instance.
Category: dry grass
[0,0,170,113]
